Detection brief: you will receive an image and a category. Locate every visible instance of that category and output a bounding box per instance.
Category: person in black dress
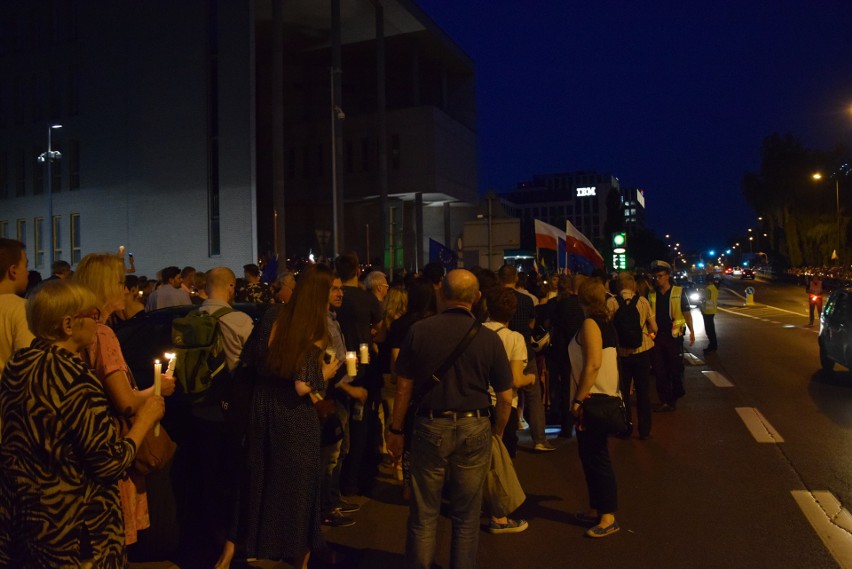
[233,265,341,569]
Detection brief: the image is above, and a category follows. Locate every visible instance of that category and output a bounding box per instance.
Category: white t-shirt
[484,320,526,407]
[0,294,35,376]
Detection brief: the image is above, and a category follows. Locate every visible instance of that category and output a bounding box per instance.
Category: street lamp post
[813,172,841,260]
[38,124,62,268]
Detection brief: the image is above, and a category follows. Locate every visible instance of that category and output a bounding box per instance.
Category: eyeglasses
[73,308,101,321]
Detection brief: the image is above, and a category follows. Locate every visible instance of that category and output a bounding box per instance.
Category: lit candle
[164,352,176,378]
[346,351,358,377]
[153,359,162,437]
[359,343,369,365]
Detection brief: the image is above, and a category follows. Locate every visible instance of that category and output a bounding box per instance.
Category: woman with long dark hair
[233,265,341,569]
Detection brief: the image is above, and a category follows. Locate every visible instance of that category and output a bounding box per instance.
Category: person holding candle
[73,252,176,547]
[0,280,165,567]
[227,264,342,569]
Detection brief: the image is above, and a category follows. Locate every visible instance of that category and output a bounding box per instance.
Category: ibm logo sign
[576,186,596,197]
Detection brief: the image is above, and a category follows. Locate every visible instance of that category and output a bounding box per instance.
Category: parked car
[819,288,852,371]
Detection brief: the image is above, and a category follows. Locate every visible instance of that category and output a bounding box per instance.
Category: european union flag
[429,238,458,271]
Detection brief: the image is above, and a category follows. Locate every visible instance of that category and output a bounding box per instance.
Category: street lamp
[813,172,840,259]
[38,124,62,267]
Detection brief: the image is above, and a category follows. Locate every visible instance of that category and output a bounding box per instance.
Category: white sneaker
[518,417,530,430]
[534,441,556,452]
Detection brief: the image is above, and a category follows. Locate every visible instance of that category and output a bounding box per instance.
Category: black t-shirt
[508,289,535,344]
[396,308,512,411]
[336,286,382,352]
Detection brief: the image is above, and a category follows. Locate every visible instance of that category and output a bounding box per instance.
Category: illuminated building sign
[636,189,645,208]
[577,186,596,197]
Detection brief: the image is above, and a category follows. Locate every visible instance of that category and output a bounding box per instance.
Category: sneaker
[487,518,529,534]
[653,403,675,413]
[336,499,360,513]
[321,509,355,528]
[586,521,620,538]
[534,441,557,452]
[518,417,530,430]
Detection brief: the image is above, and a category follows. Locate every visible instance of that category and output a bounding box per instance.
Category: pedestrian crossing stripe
[735,407,784,443]
[792,490,852,569]
[702,370,733,387]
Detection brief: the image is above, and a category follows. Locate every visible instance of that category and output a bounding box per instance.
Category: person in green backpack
[171,267,254,562]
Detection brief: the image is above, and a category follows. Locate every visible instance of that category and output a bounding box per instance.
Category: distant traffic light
[612,232,627,253]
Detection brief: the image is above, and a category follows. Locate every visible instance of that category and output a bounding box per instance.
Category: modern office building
[620,186,647,233]
[499,171,622,251]
[0,1,477,276]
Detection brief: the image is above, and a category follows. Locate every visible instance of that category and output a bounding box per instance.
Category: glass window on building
[345,140,353,174]
[391,133,400,170]
[34,217,44,268]
[71,213,81,264]
[52,215,62,262]
[287,148,296,179]
[16,219,26,245]
[69,140,80,190]
[361,137,371,172]
[15,149,26,196]
[0,152,7,199]
[0,221,7,238]
[33,146,44,195]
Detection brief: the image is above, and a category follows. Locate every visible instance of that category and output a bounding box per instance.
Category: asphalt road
[131,279,852,568]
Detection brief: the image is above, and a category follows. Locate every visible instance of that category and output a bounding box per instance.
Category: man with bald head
[200,267,254,372]
[388,269,513,569]
[180,267,255,561]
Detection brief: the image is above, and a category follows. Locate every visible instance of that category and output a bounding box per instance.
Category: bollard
[745,286,755,306]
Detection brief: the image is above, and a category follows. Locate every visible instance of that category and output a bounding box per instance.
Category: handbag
[114,414,178,475]
[581,393,632,437]
[315,398,344,446]
[484,435,525,517]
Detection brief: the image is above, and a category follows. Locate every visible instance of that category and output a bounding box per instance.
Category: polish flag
[565,220,604,274]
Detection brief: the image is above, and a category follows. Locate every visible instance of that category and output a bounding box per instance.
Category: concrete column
[272,0,285,258]
[331,0,344,256]
[375,4,388,269]
[415,192,423,272]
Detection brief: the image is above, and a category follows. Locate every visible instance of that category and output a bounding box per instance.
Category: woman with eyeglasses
[73,252,176,548]
[0,280,165,567]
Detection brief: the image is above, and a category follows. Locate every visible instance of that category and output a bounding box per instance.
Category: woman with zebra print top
[0,280,164,567]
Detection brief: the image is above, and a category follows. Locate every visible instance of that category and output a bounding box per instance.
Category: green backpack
[171,306,233,403]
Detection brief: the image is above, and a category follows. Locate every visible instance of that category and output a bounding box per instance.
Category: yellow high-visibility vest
[649,286,686,337]
[702,284,718,314]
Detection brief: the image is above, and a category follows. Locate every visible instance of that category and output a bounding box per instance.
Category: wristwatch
[389,426,404,435]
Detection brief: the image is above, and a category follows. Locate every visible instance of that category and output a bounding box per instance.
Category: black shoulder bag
[413,319,482,404]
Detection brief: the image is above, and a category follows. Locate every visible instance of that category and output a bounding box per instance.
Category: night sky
[416,0,852,252]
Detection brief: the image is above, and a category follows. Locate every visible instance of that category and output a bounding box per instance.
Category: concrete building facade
[0,0,477,277]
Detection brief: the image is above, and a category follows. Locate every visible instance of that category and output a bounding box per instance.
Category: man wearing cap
[648,261,694,412]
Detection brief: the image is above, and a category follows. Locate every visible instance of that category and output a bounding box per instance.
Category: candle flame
[155,359,160,364]
[164,352,176,360]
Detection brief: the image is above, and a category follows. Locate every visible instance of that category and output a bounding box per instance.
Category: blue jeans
[406,415,491,569]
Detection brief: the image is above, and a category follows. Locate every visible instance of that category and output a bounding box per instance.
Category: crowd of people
[0,235,712,568]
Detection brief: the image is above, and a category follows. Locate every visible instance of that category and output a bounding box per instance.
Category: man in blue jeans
[388,269,514,569]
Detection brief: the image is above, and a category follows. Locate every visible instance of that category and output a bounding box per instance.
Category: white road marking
[735,407,785,443]
[792,490,852,568]
[702,370,733,387]
[683,352,705,366]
